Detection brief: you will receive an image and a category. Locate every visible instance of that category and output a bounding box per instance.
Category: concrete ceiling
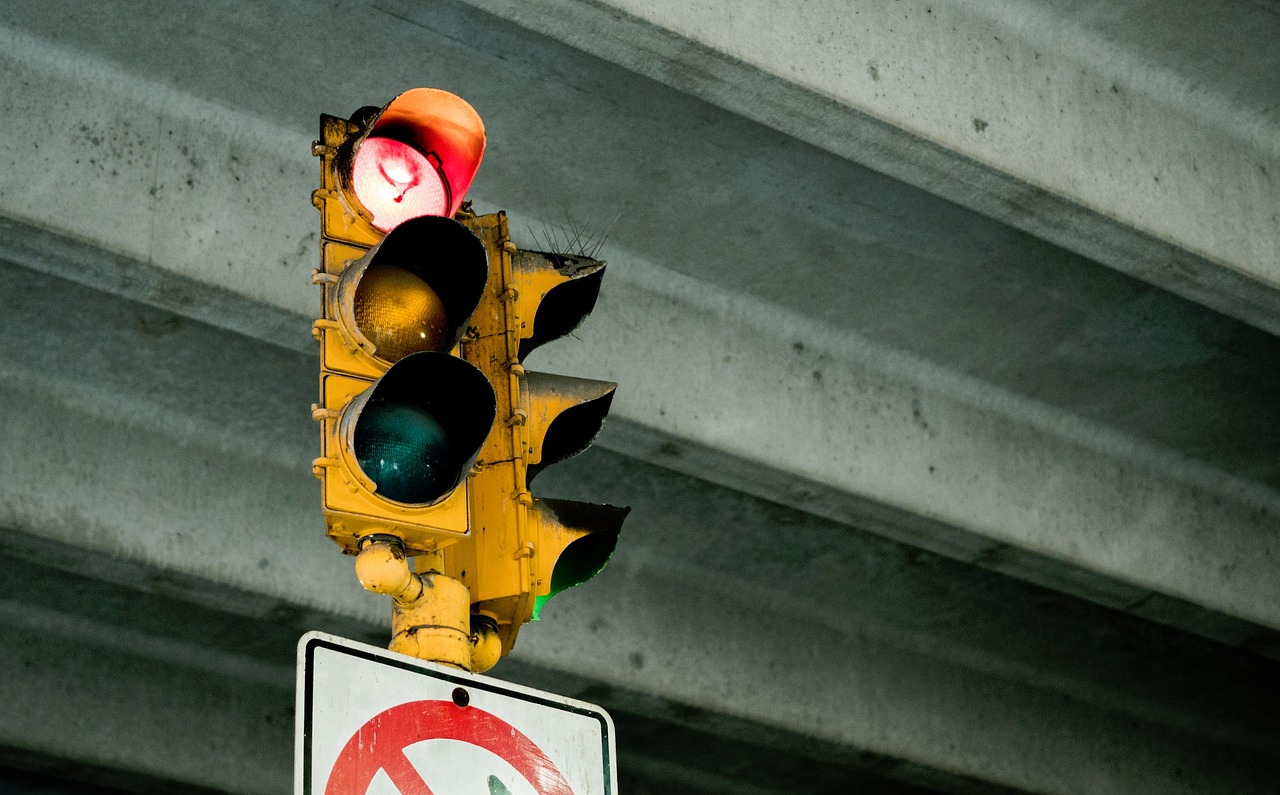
[0,0,1277,793]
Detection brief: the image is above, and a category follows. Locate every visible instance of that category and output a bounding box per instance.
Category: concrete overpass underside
[0,1,1277,793]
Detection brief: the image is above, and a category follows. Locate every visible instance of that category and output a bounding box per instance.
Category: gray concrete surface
[0,0,1277,792]
[460,0,1280,332]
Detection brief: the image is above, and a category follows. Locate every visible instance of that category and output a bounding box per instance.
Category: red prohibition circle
[324,699,575,795]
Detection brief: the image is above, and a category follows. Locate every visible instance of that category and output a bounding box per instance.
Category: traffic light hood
[511,250,607,361]
[521,373,617,484]
[530,498,630,620]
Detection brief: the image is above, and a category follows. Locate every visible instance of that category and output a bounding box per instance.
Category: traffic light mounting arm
[355,537,500,672]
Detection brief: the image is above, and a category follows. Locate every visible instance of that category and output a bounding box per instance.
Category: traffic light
[311,88,627,671]
[441,213,630,657]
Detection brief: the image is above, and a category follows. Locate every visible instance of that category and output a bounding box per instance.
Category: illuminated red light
[352,137,448,232]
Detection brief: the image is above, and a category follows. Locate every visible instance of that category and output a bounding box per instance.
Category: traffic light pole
[354,538,501,672]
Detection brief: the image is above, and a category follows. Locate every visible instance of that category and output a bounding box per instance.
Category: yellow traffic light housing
[311,89,627,671]
[313,214,494,552]
[442,214,631,656]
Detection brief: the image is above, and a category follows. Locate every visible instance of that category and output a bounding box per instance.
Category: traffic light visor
[531,499,629,620]
[341,352,496,506]
[349,88,485,229]
[522,373,617,484]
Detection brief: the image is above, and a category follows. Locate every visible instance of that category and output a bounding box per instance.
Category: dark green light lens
[354,400,458,504]
[531,530,619,620]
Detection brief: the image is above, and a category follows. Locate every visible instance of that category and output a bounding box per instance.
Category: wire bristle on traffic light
[311,88,627,671]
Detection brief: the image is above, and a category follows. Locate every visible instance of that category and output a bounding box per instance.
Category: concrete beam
[457,0,1280,335]
[1,259,1278,793]
[6,202,1279,642]
[0,555,294,788]
[3,0,1277,516]
[0,550,986,795]
[2,7,1279,790]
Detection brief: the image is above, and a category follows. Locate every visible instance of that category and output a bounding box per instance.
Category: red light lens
[352,137,448,231]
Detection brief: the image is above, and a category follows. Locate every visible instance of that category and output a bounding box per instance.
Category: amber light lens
[352,136,448,231]
[353,263,450,362]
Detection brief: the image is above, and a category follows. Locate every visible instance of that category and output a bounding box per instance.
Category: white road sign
[296,632,617,795]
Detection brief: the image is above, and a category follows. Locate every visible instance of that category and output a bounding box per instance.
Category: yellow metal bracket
[354,538,499,672]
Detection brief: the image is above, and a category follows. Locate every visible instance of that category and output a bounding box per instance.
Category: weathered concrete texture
[1,261,1278,793]
[550,246,1280,632]
[1,0,1278,791]
[5,213,1279,645]
[0,21,317,319]
[0,548,1009,795]
[458,0,1280,334]
[0,602,294,794]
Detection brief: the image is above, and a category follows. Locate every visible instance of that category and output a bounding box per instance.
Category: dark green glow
[531,530,619,620]
[354,400,458,504]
